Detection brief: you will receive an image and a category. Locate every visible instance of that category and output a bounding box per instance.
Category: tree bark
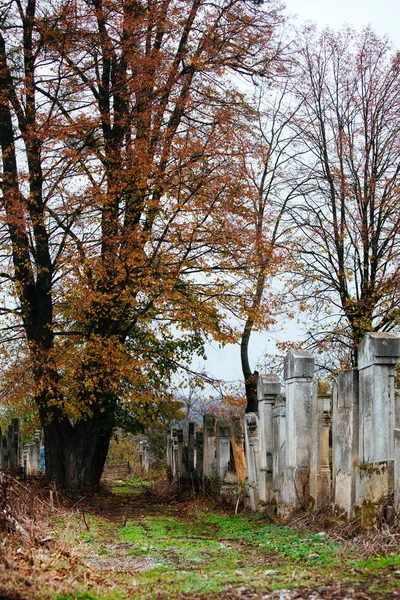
[40,403,115,490]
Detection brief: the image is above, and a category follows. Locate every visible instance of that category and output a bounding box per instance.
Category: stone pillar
[395,429,400,515]
[23,444,32,477]
[7,423,16,468]
[320,409,332,504]
[195,431,203,481]
[139,440,149,474]
[244,413,260,511]
[230,417,246,487]
[203,414,216,484]
[166,431,173,477]
[139,440,145,471]
[2,434,8,468]
[309,382,332,509]
[356,333,400,513]
[282,349,314,507]
[176,430,185,479]
[271,394,286,505]
[32,430,41,472]
[144,441,150,474]
[188,422,195,472]
[258,374,281,504]
[332,370,359,518]
[216,420,231,481]
[171,428,178,478]
[12,418,21,467]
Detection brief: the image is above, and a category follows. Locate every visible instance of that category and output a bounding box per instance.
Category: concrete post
[139,440,144,471]
[203,414,216,484]
[195,431,203,481]
[230,417,246,487]
[32,430,41,472]
[332,370,359,518]
[171,428,178,478]
[7,423,16,468]
[216,420,231,481]
[12,418,21,467]
[23,445,32,477]
[258,374,281,504]
[144,441,150,474]
[357,333,400,513]
[320,408,332,505]
[2,435,7,468]
[282,349,314,507]
[188,422,195,472]
[176,430,185,479]
[310,382,332,509]
[166,431,173,477]
[395,429,400,515]
[244,413,260,511]
[271,394,286,505]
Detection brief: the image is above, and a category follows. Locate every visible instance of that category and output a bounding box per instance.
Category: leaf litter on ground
[1,475,400,599]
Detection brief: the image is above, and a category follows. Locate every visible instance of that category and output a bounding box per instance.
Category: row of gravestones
[247,332,400,525]
[166,332,400,525]
[166,418,244,492]
[0,418,44,476]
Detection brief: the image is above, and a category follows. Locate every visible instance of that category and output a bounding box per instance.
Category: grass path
[2,478,400,599]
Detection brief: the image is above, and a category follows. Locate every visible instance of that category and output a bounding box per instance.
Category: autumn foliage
[0,0,283,488]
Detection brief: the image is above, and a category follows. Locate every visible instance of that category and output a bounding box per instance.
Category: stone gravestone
[257,374,281,504]
[244,412,260,511]
[309,381,332,509]
[271,393,286,506]
[282,349,314,508]
[356,333,400,521]
[332,369,359,518]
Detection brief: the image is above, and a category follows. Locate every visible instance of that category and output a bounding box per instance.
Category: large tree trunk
[40,404,115,490]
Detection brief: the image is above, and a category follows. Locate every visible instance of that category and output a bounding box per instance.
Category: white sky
[191,0,400,386]
[284,0,400,47]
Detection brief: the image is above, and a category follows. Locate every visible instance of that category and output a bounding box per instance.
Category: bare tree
[233,78,305,411]
[289,27,400,365]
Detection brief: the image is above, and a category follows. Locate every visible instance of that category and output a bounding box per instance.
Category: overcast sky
[283,0,400,47]
[191,0,400,386]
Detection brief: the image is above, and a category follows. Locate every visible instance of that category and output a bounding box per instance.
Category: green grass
[204,514,342,564]
[56,594,99,600]
[49,492,400,599]
[110,476,151,495]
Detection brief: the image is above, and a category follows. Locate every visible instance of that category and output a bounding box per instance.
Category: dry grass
[0,472,54,539]
[284,490,400,559]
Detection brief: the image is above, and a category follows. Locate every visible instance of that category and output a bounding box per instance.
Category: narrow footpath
[2,478,400,600]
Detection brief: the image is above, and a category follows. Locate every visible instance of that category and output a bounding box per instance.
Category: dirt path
[2,479,400,599]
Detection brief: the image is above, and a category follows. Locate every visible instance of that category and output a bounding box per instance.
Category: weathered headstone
[282,349,314,508]
[203,414,216,485]
[258,374,281,504]
[230,417,246,487]
[332,370,359,518]
[195,430,203,480]
[356,333,400,519]
[244,412,260,511]
[216,420,230,481]
[188,422,195,472]
[310,381,332,509]
[271,394,286,505]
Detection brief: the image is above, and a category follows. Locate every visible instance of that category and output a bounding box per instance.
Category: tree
[288,27,400,365]
[232,78,304,411]
[0,0,283,488]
